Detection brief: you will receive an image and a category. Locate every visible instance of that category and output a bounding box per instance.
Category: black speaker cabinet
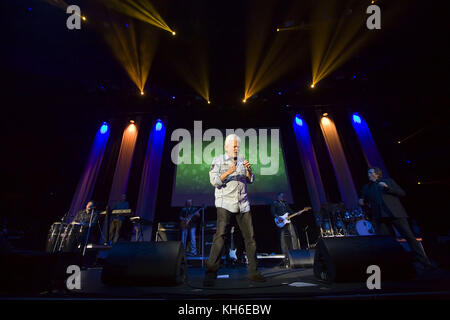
[313,236,415,283]
[288,249,315,268]
[101,241,187,286]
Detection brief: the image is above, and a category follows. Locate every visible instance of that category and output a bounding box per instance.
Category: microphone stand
[104,205,111,245]
[82,207,96,257]
[304,226,310,249]
[54,212,68,253]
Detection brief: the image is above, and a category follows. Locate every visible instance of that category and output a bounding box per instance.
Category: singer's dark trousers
[372,217,431,266]
[206,208,259,276]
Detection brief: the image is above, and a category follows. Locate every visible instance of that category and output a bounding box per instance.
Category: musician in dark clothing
[179,199,200,255]
[109,194,130,244]
[69,201,99,252]
[271,192,299,267]
[73,201,98,225]
[359,167,434,269]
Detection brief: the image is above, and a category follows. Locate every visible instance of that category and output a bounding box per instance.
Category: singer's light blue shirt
[209,154,254,213]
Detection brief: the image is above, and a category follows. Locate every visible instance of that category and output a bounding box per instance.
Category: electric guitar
[229,226,237,260]
[180,205,204,229]
[274,207,312,228]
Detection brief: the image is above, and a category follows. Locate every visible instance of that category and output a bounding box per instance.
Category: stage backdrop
[171,128,293,207]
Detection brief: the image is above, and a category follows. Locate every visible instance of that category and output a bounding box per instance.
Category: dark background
[1,0,449,256]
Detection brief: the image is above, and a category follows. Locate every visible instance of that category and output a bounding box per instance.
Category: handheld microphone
[234,155,243,163]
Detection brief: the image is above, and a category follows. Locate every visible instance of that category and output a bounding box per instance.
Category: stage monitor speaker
[288,249,315,268]
[101,241,187,286]
[313,236,415,283]
[156,222,180,242]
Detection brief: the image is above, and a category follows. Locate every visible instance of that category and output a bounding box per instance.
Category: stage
[32,262,450,300]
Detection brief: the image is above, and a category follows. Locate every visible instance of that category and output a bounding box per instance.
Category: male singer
[359,167,434,269]
[203,134,265,286]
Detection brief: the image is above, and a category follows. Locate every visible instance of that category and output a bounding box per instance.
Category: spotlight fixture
[295,115,303,126]
[310,83,315,88]
[155,119,163,131]
[207,100,211,104]
[276,28,280,32]
[100,122,109,134]
[322,113,328,117]
[352,114,361,124]
[82,16,87,21]
[321,117,331,126]
[130,120,135,124]
[140,91,144,96]
[397,141,401,144]
[242,99,247,103]
[417,181,421,185]
[172,31,176,36]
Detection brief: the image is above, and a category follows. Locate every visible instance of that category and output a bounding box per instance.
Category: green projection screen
[171,128,293,207]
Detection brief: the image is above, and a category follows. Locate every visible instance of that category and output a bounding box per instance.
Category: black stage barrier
[101,241,187,286]
[313,235,415,283]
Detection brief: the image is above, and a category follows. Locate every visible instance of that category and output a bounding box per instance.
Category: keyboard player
[109,194,130,244]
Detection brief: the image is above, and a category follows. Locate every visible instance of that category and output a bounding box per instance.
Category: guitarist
[270,192,300,268]
[179,199,201,255]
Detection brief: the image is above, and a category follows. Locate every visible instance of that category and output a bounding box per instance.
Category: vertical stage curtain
[292,117,326,213]
[108,123,139,206]
[351,113,389,177]
[67,124,110,222]
[135,121,166,240]
[320,116,359,210]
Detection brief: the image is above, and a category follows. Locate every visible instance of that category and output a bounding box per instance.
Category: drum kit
[320,206,375,237]
[45,221,88,253]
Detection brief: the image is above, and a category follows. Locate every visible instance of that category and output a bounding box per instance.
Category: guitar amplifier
[156,222,180,242]
[203,221,217,256]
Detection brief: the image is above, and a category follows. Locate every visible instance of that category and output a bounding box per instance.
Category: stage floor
[42,264,450,300]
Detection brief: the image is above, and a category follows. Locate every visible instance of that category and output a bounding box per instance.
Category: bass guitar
[274,207,312,228]
[180,205,204,229]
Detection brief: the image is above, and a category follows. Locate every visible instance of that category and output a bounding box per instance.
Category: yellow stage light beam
[101,15,159,95]
[311,0,402,86]
[245,0,306,102]
[97,0,174,34]
[170,35,210,104]
[276,23,312,32]
[42,1,89,22]
[397,127,427,144]
[42,0,68,10]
